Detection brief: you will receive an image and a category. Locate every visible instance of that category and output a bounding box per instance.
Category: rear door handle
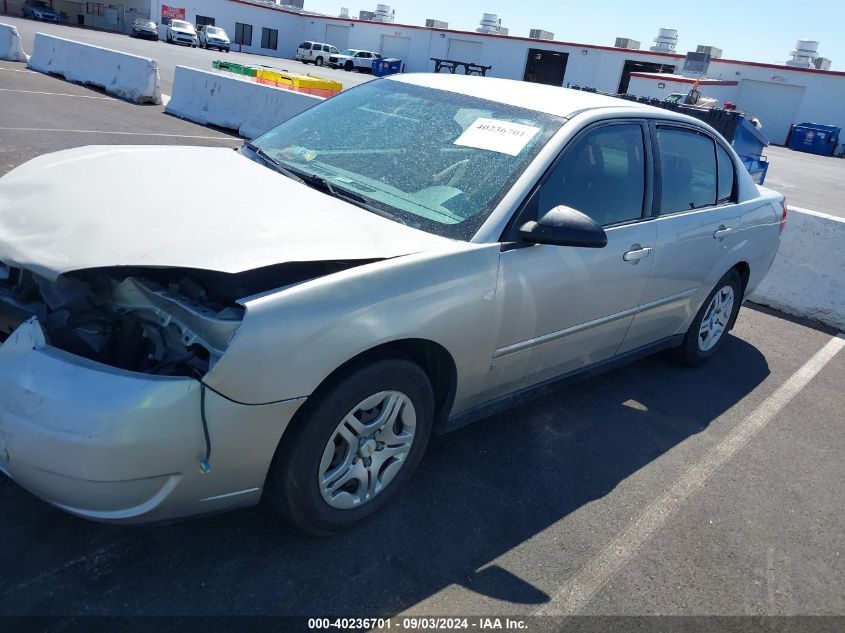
[713,226,734,240]
[623,246,653,263]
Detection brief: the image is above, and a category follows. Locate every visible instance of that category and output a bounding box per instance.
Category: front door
[484,121,657,400]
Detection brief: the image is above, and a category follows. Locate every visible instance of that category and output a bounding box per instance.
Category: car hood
[0,146,457,281]
[170,27,195,35]
[207,33,230,41]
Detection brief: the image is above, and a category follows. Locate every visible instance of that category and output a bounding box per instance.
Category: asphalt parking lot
[2,15,375,95]
[763,145,845,219]
[1,56,844,624]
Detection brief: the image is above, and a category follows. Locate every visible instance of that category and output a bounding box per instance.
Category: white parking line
[0,87,115,100]
[161,93,171,106]
[534,332,845,616]
[0,127,239,141]
[0,67,36,74]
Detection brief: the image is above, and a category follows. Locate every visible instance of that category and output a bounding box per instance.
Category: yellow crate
[255,69,342,97]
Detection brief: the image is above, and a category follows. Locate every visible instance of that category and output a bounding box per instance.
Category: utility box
[372,58,402,76]
[788,123,841,156]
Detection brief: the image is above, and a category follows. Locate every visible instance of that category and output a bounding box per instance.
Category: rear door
[483,120,657,400]
[620,123,742,352]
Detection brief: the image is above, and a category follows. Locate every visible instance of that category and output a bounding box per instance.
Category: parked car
[0,75,784,535]
[197,25,230,52]
[21,0,59,22]
[130,18,159,41]
[295,41,340,66]
[329,49,382,72]
[166,19,198,47]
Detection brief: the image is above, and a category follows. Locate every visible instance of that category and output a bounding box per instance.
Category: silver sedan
[0,75,784,534]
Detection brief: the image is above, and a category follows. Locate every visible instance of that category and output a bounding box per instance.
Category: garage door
[380,35,411,62]
[447,39,483,63]
[325,24,350,51]
[736,80,805,145]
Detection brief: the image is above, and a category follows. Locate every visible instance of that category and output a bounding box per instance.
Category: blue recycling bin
[372,58,402,77]
[733,115,771,185]
[788,123,841,156]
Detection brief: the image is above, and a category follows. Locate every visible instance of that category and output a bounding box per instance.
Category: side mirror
[519,205,608,248]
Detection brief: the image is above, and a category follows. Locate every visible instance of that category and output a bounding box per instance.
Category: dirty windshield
[249,80,563,240]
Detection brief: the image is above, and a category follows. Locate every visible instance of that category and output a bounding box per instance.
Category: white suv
[295,41,340,66]
[329,49,382,72]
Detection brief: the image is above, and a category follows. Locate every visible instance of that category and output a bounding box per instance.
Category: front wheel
[266,355,434,535]
[314,56,324,66]
[674,269,742,366]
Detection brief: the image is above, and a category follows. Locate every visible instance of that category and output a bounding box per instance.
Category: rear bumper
[0,319,305,523]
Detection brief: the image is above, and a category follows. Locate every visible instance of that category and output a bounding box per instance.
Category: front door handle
[623,246,653,263]
[713,226,734,240]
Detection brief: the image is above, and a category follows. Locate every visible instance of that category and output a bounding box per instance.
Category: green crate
[212,60,257,76]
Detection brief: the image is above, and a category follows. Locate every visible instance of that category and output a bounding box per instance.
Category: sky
[300,0,845,70]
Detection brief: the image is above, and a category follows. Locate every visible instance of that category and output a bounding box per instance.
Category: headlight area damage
[0,260,368,378]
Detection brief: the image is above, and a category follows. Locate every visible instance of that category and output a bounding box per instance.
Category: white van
[295,41,340,66]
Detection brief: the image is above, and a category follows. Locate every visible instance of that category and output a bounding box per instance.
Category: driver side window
[538,123,646,227]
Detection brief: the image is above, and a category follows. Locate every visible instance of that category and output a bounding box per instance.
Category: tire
[674,269,742,366]
[344,61,354,72]
[266,354,434,536]
[314,56,324,66]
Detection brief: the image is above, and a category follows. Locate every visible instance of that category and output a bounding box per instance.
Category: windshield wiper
[243,144,406,225]
[281,167,407,225]
[243,143,305,184]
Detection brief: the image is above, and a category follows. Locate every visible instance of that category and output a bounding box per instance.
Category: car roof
[388,73,672,120]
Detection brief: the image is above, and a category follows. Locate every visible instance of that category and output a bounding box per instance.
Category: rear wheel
[314,56,324,66]
[266,355,434,535]
[674,270,742,366]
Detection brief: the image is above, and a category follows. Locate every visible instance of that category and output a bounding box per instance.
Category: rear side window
[657,128,717,213]
[716,144,735,204]
[300,42,311,49]
[538,123,646,226]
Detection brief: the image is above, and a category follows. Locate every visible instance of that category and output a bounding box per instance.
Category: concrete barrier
[0,22,28,62]
[165,66,323,139]
[749,207,845,331]
[27,33,161,104]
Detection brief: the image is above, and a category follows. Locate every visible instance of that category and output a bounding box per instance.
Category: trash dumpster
[733,114,771,185]
[372,58,402,77]
[787,123,841,156]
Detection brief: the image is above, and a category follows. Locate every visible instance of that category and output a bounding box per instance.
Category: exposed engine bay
[0,260,370,377]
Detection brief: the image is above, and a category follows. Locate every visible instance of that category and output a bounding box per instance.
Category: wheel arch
[728,260,751,330]
[283,338,458,442]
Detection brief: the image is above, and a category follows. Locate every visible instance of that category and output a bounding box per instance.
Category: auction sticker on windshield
[454,117,540,156]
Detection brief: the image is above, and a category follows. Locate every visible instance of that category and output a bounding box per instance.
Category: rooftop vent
[650,28,678,53]
[530,29,555,40]
[696,44,723,59]
[813,57,832,70]
[615,37,641,50]
[786,39,820,68]
[426,18,449,29]
[477,13,508,36]
[373,4,395,23]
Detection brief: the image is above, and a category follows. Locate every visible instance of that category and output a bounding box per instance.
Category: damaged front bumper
[0,318,305,523]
